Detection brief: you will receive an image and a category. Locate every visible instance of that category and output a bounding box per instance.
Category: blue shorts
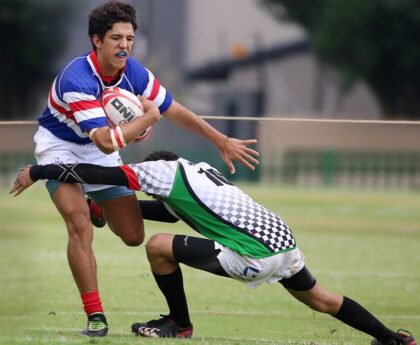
[46,180,135,203]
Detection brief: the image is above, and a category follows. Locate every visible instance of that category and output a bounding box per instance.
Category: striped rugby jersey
[127,159,296,258]
[38,50,172,144]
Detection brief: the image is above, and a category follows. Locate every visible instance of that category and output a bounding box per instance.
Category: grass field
[0,184,419,345]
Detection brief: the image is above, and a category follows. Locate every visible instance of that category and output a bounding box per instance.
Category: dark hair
[142,150,179,162]
[88,1,137,46]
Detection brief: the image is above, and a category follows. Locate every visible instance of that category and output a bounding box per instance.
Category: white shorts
[215,243,305,288]
[34,126,123,193]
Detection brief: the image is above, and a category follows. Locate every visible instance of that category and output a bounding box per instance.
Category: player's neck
[92,50,122,83]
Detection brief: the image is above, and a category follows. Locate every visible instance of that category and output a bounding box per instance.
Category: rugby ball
[101,87,152,142]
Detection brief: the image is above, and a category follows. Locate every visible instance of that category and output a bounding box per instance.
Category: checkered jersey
[177,160,296,254]
[130,158,295,256]
[128,160,177,196]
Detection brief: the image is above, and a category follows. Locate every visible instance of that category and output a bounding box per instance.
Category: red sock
[81,290,104,316]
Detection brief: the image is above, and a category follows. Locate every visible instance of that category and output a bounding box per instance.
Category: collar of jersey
[88,50,126,86]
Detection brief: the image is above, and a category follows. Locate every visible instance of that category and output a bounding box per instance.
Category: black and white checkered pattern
[129,161,177,197]
[131,159,295,253]
[185,162,296,253]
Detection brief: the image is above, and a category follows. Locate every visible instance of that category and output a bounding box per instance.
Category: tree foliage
[260,0,420,118]
[0,0,80,119]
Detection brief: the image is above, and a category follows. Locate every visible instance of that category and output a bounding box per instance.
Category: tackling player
[32,1,258,337]
[10,152,416,345]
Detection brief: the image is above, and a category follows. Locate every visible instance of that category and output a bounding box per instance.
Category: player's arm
[10,164,179,223]
[89,98,160,154]
[162,100,259,174]
[138,200,179,223]
[10,163,138,197]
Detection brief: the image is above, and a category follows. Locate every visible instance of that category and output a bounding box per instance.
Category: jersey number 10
[198,168,232,187]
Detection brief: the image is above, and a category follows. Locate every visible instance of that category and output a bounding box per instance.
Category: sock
[81,290,104,318]
[334,296,403,343]
[89,199,103,219]
[153,267,191,328]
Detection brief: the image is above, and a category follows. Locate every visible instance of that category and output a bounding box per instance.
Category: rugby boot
[371,329,416,345]
[80,312,108,337]
[131,314,193,338]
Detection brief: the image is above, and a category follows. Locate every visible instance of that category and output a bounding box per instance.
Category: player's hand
[219,137,259,174]
[9,165,34,197]
[139,96,160,123]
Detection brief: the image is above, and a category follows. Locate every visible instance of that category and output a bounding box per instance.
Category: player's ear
[92,34,102,49]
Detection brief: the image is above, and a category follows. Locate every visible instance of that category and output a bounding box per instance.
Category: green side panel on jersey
[163,168,275,258]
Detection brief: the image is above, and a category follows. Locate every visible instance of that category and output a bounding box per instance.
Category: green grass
[0,184,419,345]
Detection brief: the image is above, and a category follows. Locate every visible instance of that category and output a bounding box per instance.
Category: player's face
[94,22,134,76]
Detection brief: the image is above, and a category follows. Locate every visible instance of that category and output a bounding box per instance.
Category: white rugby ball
[101,87,152,142]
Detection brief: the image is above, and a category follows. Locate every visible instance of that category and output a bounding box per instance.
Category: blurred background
[1,0,420,188]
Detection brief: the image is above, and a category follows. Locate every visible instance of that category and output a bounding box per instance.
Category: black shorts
[172,235,316,291]
[172,235,229,277]
[279,266,316,291]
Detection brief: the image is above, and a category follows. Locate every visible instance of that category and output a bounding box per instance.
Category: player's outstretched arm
[10,163,138,197]
[163,101,259,174]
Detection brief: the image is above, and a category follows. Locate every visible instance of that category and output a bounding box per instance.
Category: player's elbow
[90,127,115,154]
[95,141,115,154]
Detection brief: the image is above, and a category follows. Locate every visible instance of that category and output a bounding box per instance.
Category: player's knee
[120,231,144,247]
[64,208,92,240]
[145,234,166,259]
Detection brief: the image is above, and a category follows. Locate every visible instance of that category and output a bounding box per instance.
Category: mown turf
[0,184,419,345]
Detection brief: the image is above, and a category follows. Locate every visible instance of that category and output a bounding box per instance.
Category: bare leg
[99,194,144,246]
[52,183,108,336]
[287,282,343,315]
[53,183,97,293]
[146,233,177,274]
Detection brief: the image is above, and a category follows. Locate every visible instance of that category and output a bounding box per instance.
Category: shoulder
[125,57,149,78]
[122,57,172,111]
[56,53,98,95]
[124,58,152,83]
[122,57,156,94]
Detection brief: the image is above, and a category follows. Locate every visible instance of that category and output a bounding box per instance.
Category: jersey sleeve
[29,163,141,191]
[142,68,172,113]
[127,161,177,197]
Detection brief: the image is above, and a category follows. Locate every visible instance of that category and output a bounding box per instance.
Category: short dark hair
[88,1,137,45]
[142,151,179,162]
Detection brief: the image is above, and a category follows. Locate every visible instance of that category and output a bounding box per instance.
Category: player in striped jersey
[33,1,258,337]
[11,152,416,345]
